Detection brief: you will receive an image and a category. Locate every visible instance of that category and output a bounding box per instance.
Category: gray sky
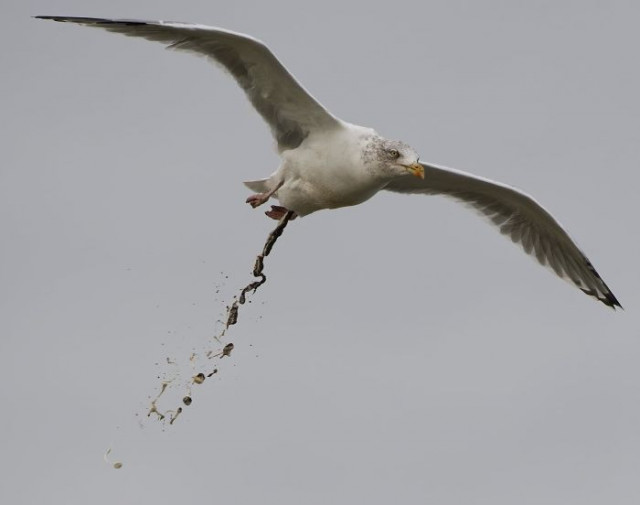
[3,1,639,504]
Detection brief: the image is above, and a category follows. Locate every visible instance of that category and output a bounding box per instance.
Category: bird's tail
[243,178,269,193]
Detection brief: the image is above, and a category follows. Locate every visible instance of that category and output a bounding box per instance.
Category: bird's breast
[275,125,384,215]
[277,161,383,215]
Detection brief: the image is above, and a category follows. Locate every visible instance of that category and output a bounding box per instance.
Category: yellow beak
[405,162,425,179]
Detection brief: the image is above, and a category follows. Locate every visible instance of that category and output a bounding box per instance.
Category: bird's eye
[388,149,400,159]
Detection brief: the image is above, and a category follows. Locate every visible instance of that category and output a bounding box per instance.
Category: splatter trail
[146,211,295,424]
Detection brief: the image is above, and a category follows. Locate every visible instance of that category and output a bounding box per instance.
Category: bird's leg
[265,205,297,221]
[245,180,283,208]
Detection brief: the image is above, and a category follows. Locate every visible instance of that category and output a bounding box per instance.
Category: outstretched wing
[385,162,621,308]
[36,16,341,150]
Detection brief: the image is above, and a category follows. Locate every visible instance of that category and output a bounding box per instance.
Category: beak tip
[407,163,425,179]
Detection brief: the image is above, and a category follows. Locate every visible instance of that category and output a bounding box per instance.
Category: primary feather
[385,163,621,308]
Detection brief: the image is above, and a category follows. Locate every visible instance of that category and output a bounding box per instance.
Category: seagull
[36,16,621,309]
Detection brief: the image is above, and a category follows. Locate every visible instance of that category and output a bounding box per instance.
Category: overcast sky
[3,1,640,504]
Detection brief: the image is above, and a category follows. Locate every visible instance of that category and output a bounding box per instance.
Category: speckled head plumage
[361,136,424,179]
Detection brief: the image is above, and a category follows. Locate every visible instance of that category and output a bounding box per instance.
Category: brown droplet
[221,343,234,357]
[104,448,122,469]
[147,400,165,421]
[183,396,192,406]
[169,407,183,425]
[193,373,205,384]
[226,302,239,327]
[207,368,218,377]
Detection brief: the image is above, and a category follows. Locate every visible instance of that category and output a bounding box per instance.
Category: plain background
[3,1,639,503]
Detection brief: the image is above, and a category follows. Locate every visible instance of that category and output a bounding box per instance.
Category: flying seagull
[36,16,621,308]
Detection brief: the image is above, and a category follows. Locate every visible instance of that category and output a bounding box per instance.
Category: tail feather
[243,178,269,193]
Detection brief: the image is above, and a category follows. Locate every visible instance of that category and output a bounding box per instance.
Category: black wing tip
[604,292,623,311]
[34,16,149,26]
[579,287,623,310]
[584,259,623,310]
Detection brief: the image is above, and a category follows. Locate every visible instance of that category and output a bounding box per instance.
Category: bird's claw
[265,205,297,221]
[246,193,268,208]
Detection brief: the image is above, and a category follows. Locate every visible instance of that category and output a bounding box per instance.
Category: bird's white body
[264,123,386,216]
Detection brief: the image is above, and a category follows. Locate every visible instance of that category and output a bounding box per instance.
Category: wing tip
[582,258,623,310]
[35,15,90,22]
[603,292,623,311]
[34,15,149,26]
[579,287,623,310]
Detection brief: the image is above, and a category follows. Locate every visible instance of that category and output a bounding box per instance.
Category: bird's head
[367,138,424,180]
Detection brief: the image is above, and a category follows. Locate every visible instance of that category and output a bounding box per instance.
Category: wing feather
[35,16,341,150]
[385,162,621,308]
